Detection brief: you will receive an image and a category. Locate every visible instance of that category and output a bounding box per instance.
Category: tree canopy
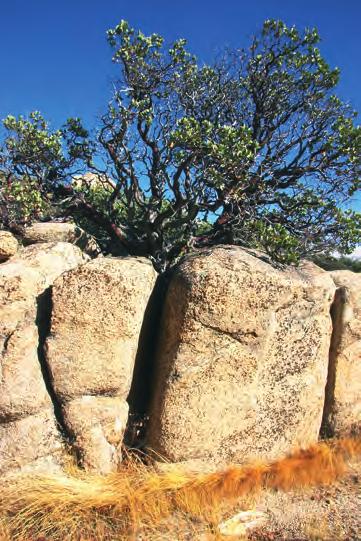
[1,19,360,271]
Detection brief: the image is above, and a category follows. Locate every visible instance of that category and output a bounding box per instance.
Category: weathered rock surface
[0,321,49,421]
[62,396,129,474]
[0,409,63,475]
[46,257,157,400]
[0,230,18,261]
[147,246,335,465]
[7,241,89,293]
[0,242,88,473]
[46,256,157,471]
[23,222,100,257]
[323,271,361,436]
[0,243,89,420]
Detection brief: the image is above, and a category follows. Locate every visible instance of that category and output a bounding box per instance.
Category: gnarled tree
[1,20,360,270]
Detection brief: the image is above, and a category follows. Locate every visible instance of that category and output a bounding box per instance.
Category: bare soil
[248,459,361,541]
[142,459,361,540]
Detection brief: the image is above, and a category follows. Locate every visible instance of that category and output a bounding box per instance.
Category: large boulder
[23,222,100,257]
[147,247,335,466]
[0,230,18,262]
[0,242,88,474]
[323,271,361,436]
[46,256,157,471]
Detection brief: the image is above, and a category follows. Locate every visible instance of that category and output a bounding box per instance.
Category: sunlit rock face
[0,242,88,474]
[45,256,157,473]
[147,246,335,466]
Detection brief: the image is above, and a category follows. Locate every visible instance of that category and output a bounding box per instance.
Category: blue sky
[1,0,360,223]
[1,0,361,126]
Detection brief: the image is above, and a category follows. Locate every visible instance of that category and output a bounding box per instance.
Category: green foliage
[312,254,361,272]
[0,20,360,271]
[0,175,51,225]
[0,112,92,227]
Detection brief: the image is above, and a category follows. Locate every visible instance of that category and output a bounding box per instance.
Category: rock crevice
[321,272,361,437]
[0,242,88,474]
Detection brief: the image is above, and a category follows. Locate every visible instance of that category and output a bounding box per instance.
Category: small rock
[218,510,268,537]
[23,222,101,257]
[0,231,18,262]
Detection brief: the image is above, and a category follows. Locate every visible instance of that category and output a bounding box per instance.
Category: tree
[1,20,360,271]
[0,112,92,228]
[208,20,361,263]
[312,253,361,272]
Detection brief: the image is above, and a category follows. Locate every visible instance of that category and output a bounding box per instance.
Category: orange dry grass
[0,437,360,541]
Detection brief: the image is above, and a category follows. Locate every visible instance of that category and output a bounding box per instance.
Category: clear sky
[1,0,361,126]
[1,0,360,217]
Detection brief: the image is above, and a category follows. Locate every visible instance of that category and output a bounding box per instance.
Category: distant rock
[23,222,100,257]
[0,230,18,262]
[147,246,335,466]
[72,172,116,191]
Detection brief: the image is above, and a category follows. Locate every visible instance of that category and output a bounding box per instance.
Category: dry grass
[0,437,360,540]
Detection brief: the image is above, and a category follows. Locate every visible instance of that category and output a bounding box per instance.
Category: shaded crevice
[320,286,348,439]
[35,288,69,440]
[124,271,171,448]
[1,328,16,358]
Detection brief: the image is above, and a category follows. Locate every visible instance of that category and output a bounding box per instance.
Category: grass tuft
[0,437,360,540]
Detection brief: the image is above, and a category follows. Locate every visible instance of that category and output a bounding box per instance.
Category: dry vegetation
[0,437,360,540]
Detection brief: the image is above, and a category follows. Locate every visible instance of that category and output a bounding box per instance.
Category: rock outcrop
[0,243,88,474]
[147,246,335,466]
[0,235,359,476]
[23,222,100,257]
[323,271,361,436]
[0,230,18,261]
[45,257,157,473]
